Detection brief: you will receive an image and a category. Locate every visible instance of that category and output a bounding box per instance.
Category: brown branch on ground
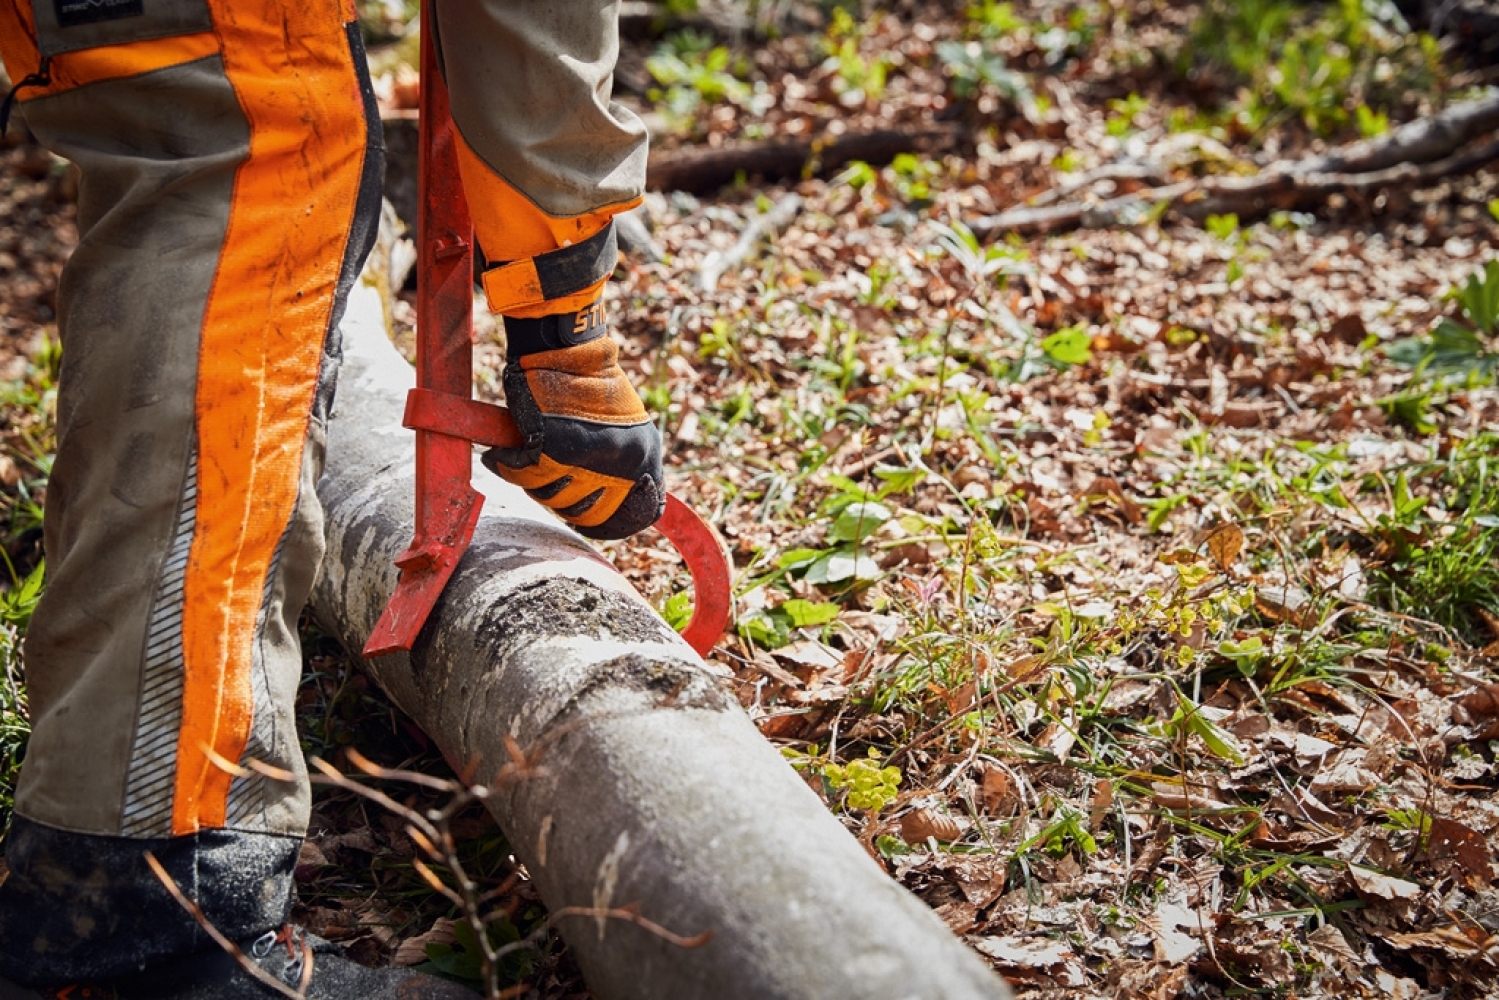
[969,92,1499,237]
[646,125,963,194]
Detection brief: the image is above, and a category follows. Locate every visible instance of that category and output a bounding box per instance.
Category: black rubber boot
[0,926,476,1000]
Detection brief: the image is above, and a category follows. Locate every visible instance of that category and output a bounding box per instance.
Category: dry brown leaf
[1326,313,1369,345]
[1149,898,1202,965]
[900,806,963,844]
[786,684,848,705]
[392,917,457,966]
[1477,606,1499,645]
[1455,683,1499,724]
[1150,780,1227,812]
[933,899,979,934]
[294,841,328,883]
[774,639,843,673]
[1310,748,1382,793]
[979,764,1018,815]
[1255,584,1315,628]
[1204,523,1244,572]
[1307,923,1361,970]
[1424,817,1494,887]
[1383,925,1499,963]
[1089,778,1113,831]
[745,652,802,689]
[972,936,1088,986]
[1349,864,1421,901]
[1081,474,1143,524]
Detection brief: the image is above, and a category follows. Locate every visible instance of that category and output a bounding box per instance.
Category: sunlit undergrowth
[615,172,1499,989]
[0,336,57,835]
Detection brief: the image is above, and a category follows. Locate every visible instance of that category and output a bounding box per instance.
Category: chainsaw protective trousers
[0,0,646,984]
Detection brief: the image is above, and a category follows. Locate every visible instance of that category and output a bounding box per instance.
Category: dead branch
[698,193,804,292]
[1295,90,1499,175]
[1023,159,1169,208]
[646,125,962,194]
[970,92,1499,236]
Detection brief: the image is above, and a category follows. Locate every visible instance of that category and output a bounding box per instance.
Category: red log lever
[363,5,730,660]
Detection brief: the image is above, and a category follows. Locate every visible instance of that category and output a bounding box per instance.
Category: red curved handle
[655,493,732,658]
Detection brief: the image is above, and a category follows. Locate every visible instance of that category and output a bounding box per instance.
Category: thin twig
[548,904,716,949]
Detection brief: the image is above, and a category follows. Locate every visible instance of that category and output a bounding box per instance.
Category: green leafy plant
[740,597,842,650]
[1015,805,1098,859]
[1160,694,1246,765]
[931,220,1031,287]
[1365,433,1499,643]
[417,915,536,986]
[889,153,941,209]
[1186,0,1441,137]
[967,0,1025,38]
[824,749,903,812]
[1040,325,1093,368]
[1106,93,1149,138]
[1355,103,1389,137]
[1387,261,1499,384]
[935,40,1031,104]
[822,7,892,105]
[646,32,751,134]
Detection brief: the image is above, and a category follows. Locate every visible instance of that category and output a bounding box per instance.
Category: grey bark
[309,274,1013,1000]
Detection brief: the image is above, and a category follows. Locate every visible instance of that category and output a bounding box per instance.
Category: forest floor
[4,0,1499,997]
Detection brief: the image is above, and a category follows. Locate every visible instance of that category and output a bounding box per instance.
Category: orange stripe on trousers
[0,0,39,79]
[0,6,218,97]
[172,0,364,835]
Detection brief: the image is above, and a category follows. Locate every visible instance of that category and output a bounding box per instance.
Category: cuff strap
[480,223,619,315]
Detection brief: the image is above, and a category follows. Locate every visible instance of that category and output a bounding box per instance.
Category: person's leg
[0,0,380,982]
[434,1,665,540]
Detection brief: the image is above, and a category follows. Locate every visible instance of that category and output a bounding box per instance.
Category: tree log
[308,275,1013,1000]
[646,125,962,194]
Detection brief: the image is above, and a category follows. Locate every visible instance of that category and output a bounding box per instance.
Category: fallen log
[309,274,1013,1000]
[647,124,962,193]
[970,91,1499,236]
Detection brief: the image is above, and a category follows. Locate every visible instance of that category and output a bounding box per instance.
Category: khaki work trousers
[0,0,645,983]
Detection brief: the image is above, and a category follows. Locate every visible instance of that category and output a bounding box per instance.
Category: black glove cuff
[503,305,609,359]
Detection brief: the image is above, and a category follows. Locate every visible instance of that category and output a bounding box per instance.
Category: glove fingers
[481,447,652,533]
[576,473,666,541]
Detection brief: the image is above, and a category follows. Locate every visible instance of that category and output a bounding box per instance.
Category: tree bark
[309,275,1013,1000]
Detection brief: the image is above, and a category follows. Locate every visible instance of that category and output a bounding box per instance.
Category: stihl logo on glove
[571,300,608,340]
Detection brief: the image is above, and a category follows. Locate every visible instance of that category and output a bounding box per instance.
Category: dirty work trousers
[0,0,645,983]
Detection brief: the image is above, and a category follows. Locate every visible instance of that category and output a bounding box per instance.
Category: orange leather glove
[482,298,664,540]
